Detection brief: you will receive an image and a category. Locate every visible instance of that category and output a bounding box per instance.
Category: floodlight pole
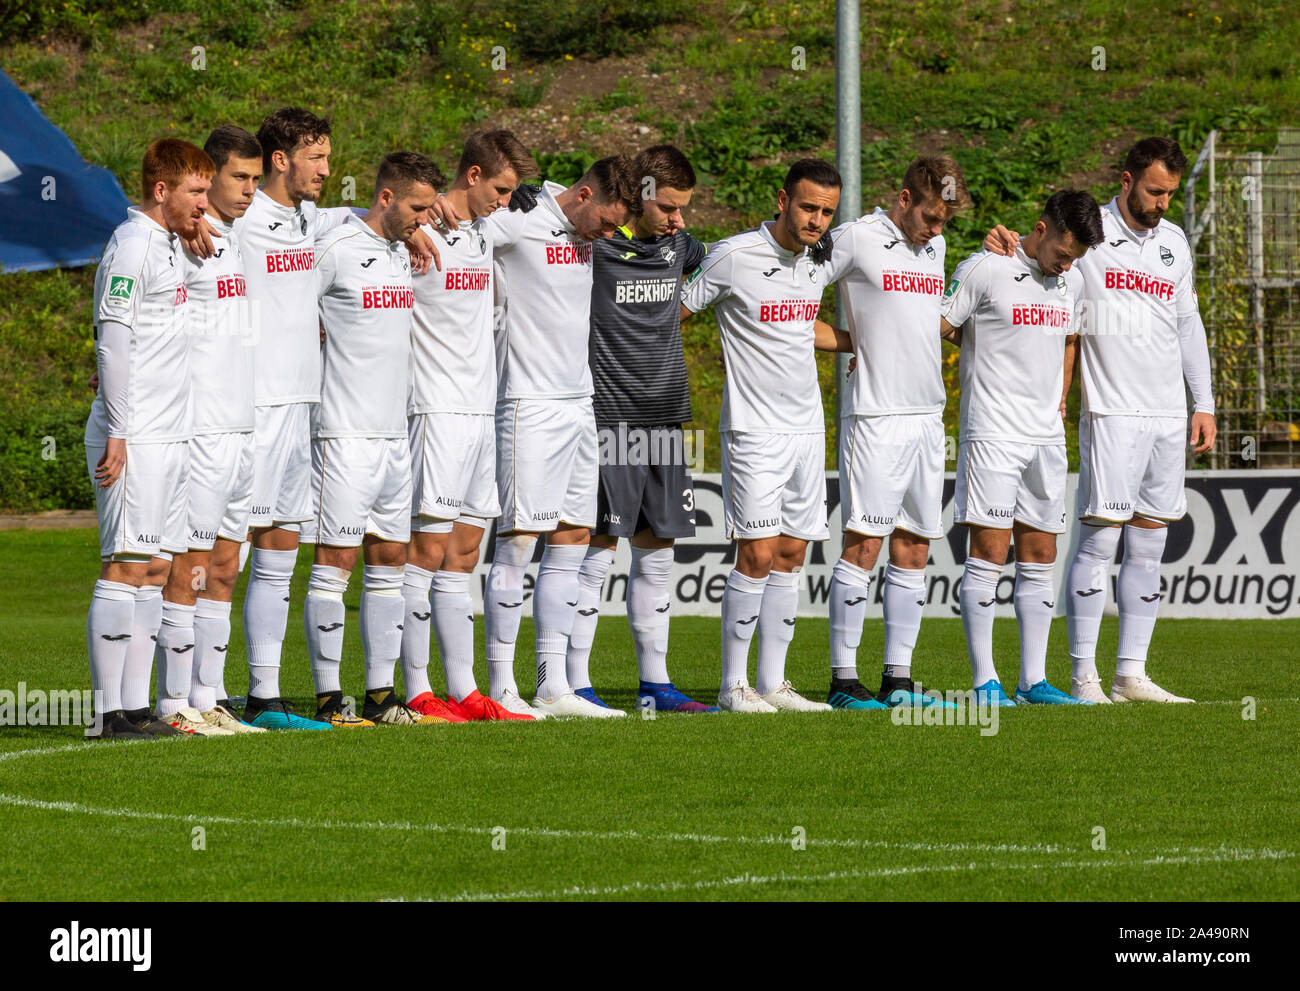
[834,0,860,425]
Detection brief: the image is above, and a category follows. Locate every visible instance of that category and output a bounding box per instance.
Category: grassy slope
[0,528,1296,901]
[2,0,1298,509]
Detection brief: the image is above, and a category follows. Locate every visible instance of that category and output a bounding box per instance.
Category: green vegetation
[0,529,1295,900]
[2,0,1297,508]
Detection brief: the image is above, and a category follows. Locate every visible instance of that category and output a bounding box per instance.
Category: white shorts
[1078,413,1187,523]
[838,412,945,539]
[496,398,597,533]
[187,431,255,548]
[409,411,499,533]
[249,402,314,529]
[721,430,828,542]
[953,440,1068,533]
[313,436,412,546]
[84,436,189,560]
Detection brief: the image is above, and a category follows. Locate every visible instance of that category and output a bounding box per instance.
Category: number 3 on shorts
[682,487,694,512]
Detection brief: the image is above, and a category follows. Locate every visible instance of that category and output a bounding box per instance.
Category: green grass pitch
[1,529,1295,901]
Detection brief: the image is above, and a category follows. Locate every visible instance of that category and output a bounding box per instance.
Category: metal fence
[1186,127,1300,469]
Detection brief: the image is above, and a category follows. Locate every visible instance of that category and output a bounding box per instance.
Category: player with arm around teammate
[941,189,1105,706]
[680,158,851,713]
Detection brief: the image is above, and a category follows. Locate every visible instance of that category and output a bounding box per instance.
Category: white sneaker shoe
[202,704,267,733]
[496,688,549,720]
[717,682,778,713]
[1109,674,1193,703]
[165,706,234,736]
[531,691,626,718]
[762,681,833,711]
[1070,673,1112,704]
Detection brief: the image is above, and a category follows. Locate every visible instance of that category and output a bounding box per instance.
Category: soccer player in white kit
[820,156,972,711]
[84,139,213,740]
[235,108,352,730]
[152,126,269,735]
[400,129,540,723]
[984,138,1216,703]
[480,156,641,718]
[303,151,444,727]
[941,190,1104,706]
[680,159,851,713]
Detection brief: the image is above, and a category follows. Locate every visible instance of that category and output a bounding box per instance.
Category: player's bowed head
[557,154,643,242]
[366,151,446,244]
[890,155,973,248]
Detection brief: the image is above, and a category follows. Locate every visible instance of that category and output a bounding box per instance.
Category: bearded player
[84,139,213,740]
[680,159,850,713]
[984,138,1216,703]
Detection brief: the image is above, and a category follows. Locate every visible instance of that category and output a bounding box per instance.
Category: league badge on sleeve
[106,275,136,308]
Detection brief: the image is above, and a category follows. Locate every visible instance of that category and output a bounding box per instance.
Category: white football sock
[756,568,800,696]
[154,599,196,716]
[566,546,614,690]
[244,546,297,700]
[191,597,231,712]
[628,545,673,684]
[484,534,536,699]
[1013,561,1056,690]
[828,558,874,680]
[432,570,476,701]
[1067,524,1121,680]
[720,569,767,690]
[400,564,435,699]
[362,565,405,692]
[1116,525,1167,678]
[87,579,137,714]
[122,583,163,712]
[961,556,1002,686]
[304,565,349,695]
[882,563,926,678]
[534,543,585,698]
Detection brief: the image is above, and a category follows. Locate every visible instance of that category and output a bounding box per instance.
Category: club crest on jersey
[808,265,819,283]
[300,214,309,236]
[106,275,136,305]
[660,245,676,263]
[1159,245,1174,266]
[1057,276,1068,295]
[475,232,487,254]
[925,244,936,259]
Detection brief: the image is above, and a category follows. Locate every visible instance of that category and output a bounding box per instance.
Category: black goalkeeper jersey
[588,226,707,426]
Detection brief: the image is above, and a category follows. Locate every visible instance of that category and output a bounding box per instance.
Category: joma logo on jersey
[881,271,944,295]
[1012,304,1071,328]
[758,300,819,322]
[361,287,414,309]
[615,280,675,304]
[266,249,313,273]
[1102,267,1174,300]
[216,275,246,298]
[545,242,592,265]
[445,269,490,291]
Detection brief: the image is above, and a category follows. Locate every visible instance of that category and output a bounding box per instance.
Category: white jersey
[823,207,947,416]
[183,212,255,434]
[89,207,190,443]
[681,221,829,434]
[238,190,351,407]
[1076,197,1201,418]
[409,218,496,415]
[486,181,594,401]
[315,214,414,439]
[942,245,1084,445]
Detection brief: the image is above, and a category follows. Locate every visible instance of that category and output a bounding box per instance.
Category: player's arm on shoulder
[679,242,730,316]
[939,316,962,348]
[939,252,985,343]
[183,215,219,258]
[405,226,437,274]
[484,203,526,251]
[982,224,1019,256]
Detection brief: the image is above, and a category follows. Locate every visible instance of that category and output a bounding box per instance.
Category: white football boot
[1070,673,1112,704]
[1109,674,1193,703]
[718,682,778,713]
[202,704,267,733]
[496,688,550,720]
[165,706,234,736]
[531,691,626,718]
[762,681,834,712]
